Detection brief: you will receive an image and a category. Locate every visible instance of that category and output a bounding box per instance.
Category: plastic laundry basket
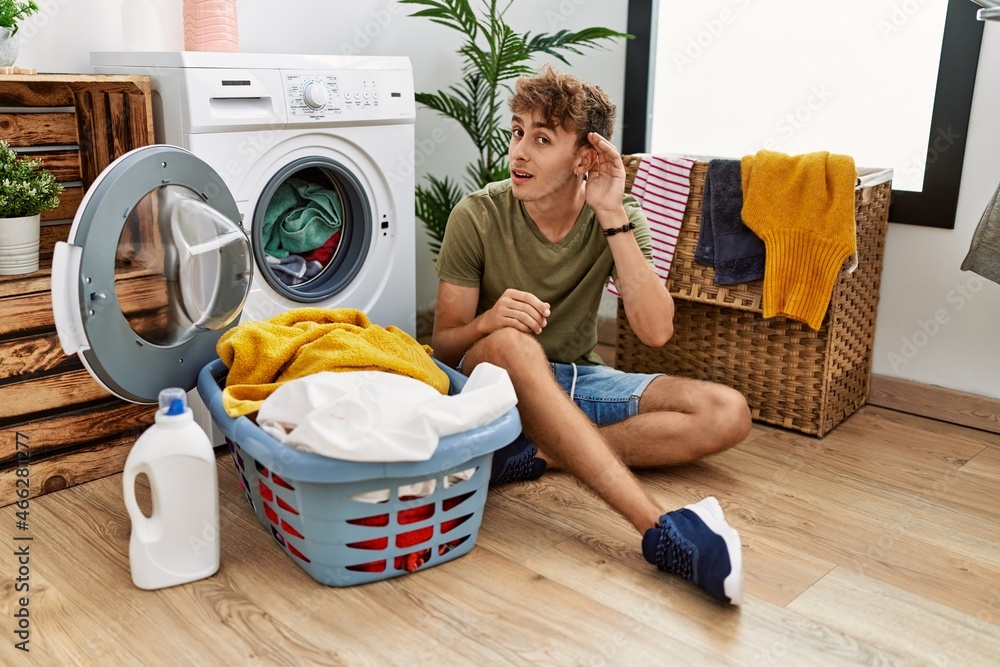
[197,358,521,586]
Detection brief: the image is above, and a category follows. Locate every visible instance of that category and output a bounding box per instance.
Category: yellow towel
[216,307,449,417]
[741,150,857,330]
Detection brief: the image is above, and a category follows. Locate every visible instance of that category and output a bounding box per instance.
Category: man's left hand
[584,131,627,220]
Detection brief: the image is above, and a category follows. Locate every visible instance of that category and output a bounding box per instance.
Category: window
[623,0,984,228]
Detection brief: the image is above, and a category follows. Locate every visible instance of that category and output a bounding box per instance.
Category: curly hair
[508,65,616,147]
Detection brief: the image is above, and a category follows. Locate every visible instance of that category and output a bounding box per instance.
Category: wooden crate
[0,74,158,506]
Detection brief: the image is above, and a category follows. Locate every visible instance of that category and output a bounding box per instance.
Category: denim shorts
[550,363,662,427]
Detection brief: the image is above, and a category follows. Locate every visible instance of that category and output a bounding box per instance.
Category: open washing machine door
[51,145,253,404]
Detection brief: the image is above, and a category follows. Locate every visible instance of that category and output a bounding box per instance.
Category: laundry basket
[616,156,893,437]
[197,358,521,586]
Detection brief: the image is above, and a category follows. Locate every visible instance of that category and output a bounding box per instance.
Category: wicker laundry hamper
[615,156,892,437]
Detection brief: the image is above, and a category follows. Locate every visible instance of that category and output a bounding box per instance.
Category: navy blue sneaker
[489,434,547,486]
[642,497,743,605]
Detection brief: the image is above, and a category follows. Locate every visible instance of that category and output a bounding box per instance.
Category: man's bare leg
[526,374,752,469]
[461,328,662,533]
[598,376,752,467]
[463,330,746,604]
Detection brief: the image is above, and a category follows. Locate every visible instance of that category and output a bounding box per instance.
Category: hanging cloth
[961,180,1000,286]
[695,159,766,285]
[607,154,694,296]
[740,150,857,330]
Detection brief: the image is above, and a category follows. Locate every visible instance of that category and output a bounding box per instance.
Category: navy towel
[694,179,717,267]
[696,159,766,285]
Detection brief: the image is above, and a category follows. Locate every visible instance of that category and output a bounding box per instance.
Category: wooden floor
[3,391,1000,664]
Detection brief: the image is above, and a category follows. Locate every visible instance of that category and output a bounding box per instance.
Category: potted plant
[400,0,631,254]
[0,139,62,275]
[0,1,38,67]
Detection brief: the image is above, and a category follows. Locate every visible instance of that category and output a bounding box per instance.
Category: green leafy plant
[400,0,631,254]
[0,1,39,35]
[0,141,62,218]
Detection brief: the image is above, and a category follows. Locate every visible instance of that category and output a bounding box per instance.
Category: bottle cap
[158,387,188,416]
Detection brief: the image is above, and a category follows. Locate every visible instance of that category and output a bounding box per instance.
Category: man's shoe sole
[685,497,744,606]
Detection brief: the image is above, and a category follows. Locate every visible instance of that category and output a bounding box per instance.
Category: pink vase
[183,0,239,52]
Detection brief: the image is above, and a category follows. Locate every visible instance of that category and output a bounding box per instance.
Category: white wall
[14,0,628,317]
[872,23,1000,398]
[14,0,998,399]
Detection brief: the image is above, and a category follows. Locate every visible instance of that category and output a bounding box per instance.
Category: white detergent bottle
[123,387,219,590]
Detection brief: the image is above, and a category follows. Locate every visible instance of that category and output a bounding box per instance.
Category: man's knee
[707,385,752,451]
[469,328,547,371]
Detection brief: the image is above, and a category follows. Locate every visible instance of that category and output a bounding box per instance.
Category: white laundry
[257,362,517,462]
[348,468,478,505]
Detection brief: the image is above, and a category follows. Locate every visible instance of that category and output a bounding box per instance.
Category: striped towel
[608,154,695,297]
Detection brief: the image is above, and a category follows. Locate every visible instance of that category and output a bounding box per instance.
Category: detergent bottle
[123,387,219,590]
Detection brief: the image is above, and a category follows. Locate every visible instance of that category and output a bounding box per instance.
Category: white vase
[0,214,41,276]
[0,26,20,67]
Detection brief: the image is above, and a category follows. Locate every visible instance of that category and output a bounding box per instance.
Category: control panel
[284,71,399,121]
[285,74,342,119]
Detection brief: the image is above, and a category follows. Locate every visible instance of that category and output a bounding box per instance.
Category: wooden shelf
[0,74,159,506]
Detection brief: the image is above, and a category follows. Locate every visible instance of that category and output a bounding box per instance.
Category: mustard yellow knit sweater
[741,150,857,330]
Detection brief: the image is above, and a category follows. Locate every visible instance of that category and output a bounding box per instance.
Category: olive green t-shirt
[434,179,653,365]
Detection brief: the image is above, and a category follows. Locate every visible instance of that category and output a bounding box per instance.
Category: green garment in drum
[261,177,343,259]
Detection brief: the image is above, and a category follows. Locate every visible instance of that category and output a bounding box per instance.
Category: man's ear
[576,145,597,175]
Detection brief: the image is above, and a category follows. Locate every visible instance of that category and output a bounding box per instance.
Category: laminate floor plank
[647,436,1000,619]
[728,442,1000,552]
[737,532,837,608]
[166,462,547,666]
[0,568,147,666]
[494,466,836,608]
[755,410,1000,522]
[475,489,581,563]
[521,535,898,667]
[735,422,1000,559]
[210,503,511,665]
[3,405,997,665]
[391,544,716,666]
[959,445,1000,480]
[19,474,348,666]
[858,405,1000,449]
[787,566,1000,666]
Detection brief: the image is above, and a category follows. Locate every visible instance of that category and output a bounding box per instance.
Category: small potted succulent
[0,140,62,275]
[0,1,39,67]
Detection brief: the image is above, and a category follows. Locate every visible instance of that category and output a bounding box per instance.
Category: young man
[431,66,752,605]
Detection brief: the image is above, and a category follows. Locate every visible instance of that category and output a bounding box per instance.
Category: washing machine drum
[51,145,252,404]
[252,157,372,303]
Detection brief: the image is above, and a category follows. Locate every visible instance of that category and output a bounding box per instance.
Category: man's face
[508,111,587,204]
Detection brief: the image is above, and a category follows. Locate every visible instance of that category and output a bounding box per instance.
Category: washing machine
[50,52,416,440]
[91,51,416,331]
